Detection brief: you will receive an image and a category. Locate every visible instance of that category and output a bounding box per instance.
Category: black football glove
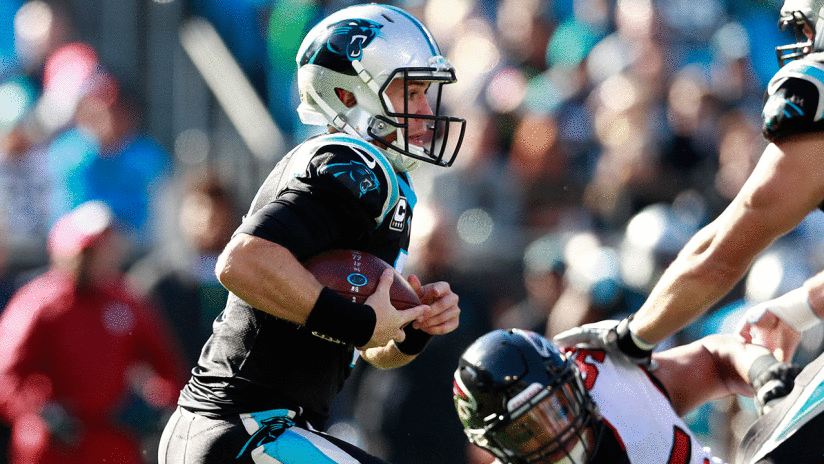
[553,316,656,369]
[749,354,802,416]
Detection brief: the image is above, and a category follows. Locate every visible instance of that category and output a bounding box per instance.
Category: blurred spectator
[190,0,271,104]
[0,75,50,274]
[420,109,528,267]
[544,231,629,337]
[0,0,22,76]
[11,0,72,85]
[582,69,674,228]
[0,201,187,464]
[705,107,763,216]
[494,232,566,334]
[507,111,582,230]
[617,194,710,311]
[128,168,240,366]
[43,43,172,257]
[264,0,325,139]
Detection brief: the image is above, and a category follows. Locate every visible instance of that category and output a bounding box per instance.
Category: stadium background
[3,0,823,463]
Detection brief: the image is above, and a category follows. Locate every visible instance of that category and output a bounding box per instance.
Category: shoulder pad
[763,61,824,141]
[308,135,400,224]
[767,59,824,121]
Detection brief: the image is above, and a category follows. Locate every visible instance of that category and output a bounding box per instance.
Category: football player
[453,328,797,464]
[554,2,824,463]
[157,4,464,464]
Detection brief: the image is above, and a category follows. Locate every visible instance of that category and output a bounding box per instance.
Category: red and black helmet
[453,329,600,464]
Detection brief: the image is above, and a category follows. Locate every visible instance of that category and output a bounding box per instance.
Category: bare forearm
[654,334,770,415]
[632,222,751,344]
[216,234,323,324]
[633,141,824,344]
[360,342,417,369]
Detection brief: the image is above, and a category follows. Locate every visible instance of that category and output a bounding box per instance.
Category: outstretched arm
[633,135,824,345]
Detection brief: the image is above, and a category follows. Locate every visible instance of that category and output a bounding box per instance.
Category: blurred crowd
[1,0,822,463]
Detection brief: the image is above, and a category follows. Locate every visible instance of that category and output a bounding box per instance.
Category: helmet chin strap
[306,86,360,137]
[307,82,420,172]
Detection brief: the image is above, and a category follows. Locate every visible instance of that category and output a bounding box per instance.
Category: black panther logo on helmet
[299,19,383,75]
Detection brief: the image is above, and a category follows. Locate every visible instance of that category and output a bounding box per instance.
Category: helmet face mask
[370,67,466,169]
[453,329,600,464]
[776,0,824,66]
[296,4,466,171]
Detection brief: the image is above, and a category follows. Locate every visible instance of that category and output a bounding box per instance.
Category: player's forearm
[655,334,768,415]
[216,234,323,324]
[632,223,749,345]
[360,342,416,369]
[700,334,772,396]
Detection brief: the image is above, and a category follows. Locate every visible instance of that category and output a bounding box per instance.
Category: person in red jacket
[0,201,188,464]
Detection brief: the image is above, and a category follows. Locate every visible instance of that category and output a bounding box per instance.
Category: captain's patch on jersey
[389,197,409,232]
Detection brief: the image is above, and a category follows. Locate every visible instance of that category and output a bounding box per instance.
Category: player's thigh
[158,407,390,464]
[158,407,246,463]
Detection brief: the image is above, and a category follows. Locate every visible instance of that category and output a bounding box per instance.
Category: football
[303,249,421,309]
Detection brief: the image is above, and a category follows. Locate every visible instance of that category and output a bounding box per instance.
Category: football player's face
[804,23,814,40]
[384,78,433,147]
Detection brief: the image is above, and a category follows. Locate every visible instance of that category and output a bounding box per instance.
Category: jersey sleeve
[234,143,398,260]
[762,57,824,142]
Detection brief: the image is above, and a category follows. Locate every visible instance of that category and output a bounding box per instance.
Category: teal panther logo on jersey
[320,160,380,198]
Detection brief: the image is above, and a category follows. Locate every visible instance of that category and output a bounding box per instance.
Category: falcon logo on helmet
[452,375,477,423]
[513,328,553,358]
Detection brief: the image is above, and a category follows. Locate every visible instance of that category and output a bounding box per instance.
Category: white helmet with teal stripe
[777,0,824,66]
[296,3,466,172]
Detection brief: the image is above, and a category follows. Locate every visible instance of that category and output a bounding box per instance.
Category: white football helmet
[776,0,824,66]
[296,3,466,172]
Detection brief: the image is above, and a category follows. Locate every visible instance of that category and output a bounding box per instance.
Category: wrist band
[751,287,822,333]
[395,326,433,355]
[615,316,655,359]
[627,316,657,351]
[305,287,376,347]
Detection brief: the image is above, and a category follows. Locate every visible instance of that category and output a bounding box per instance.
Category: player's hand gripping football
[360,269,428,350]
[407,274,460,335]
[553,318,656,369]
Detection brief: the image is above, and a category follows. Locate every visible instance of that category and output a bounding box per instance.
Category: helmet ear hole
[335,88,357,108]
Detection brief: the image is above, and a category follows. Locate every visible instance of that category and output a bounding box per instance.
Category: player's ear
[335,88,357,108]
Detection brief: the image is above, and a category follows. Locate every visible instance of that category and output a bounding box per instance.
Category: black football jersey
[178,134,416,429]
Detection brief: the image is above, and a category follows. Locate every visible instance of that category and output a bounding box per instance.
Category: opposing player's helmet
[776,0,824,66]
[453,329,599,464]
[296,3,466,172]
